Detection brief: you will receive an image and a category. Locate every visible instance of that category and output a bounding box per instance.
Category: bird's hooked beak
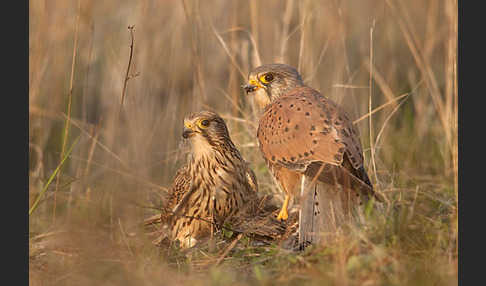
[182,121,195,139]
[243,79,262,94]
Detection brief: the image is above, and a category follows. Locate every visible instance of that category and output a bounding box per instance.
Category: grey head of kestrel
[243,63,305,109]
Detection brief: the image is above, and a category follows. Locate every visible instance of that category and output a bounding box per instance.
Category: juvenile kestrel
[243,64,380,233]
[162,110,258,248]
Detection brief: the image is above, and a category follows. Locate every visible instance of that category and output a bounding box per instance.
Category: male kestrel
[162,110,258,248]
[243,64,380,232]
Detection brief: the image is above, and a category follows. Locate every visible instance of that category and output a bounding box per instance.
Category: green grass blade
[29,136,80,216]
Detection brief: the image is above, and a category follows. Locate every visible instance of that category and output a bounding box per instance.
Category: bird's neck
[262,83,306,109]
[253,88,272,109]
[189,141,241,172]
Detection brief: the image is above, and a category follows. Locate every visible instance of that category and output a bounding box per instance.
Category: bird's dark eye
[260,73,274,84]
[264,73,274,83]
[199,119,210,128]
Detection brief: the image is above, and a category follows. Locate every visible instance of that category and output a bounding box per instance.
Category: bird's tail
[298,170,367,250]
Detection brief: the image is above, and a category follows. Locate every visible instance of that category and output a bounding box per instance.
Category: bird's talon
[276,209,289,221]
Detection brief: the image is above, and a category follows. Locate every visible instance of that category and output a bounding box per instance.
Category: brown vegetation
[29,0,457,285]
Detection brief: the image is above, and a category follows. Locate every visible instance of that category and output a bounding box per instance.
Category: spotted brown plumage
[163,111,258,248]
[257,86,371,189]
[244,64,380,245]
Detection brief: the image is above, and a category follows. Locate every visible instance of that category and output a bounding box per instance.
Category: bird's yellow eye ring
[260,73,274,84]
[197,119,210,128]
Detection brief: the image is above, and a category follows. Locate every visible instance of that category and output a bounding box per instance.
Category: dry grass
[29,0,457,285]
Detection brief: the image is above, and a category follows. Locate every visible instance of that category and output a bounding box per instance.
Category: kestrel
[243,64,380,231]
[162,110,258,248]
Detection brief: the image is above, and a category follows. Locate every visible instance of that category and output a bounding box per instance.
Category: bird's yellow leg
[276,195,290,221]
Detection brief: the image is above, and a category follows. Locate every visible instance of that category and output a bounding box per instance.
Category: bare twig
[303,37,330,83]
[83,122,101,178]
[297,6,308,72]
[181,0,207,105]
[147,209,242,236]
[278,0,295,62]
[353,80,423,125]
[219,115,258,129]
[120,25,138,113]
[221,26,262,68]
[333,84,369,89]
[216,87,250,118]
[29,143,44,177]
[374,94,411,152]
[143,213,163,226]
[30,231,67,241]
[118,218,134,257]
[386,0,452,153]
[249,0,259,66]
[364,60,398,109]
[368,19,378,185]
[211,25,247,80]
[216,233,243,265]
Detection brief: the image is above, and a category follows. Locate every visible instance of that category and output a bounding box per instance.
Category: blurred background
[29,0,457,285]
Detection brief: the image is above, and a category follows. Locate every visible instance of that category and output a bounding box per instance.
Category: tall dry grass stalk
[52,0,81,223]
[29,0,457,285]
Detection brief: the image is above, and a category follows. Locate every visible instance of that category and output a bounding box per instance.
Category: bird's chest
[196,161,243,219]
[209,166,239,201]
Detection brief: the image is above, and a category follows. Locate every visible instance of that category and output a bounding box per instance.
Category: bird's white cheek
[190,135,213,158]
[252,88,271,109]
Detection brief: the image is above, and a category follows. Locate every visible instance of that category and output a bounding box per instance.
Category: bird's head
[182,111,232,156]
[243,63,304,109]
